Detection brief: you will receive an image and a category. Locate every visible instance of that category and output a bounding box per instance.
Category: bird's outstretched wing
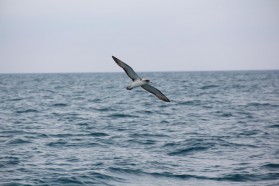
[112,56,140,81]
[141,84,170,102]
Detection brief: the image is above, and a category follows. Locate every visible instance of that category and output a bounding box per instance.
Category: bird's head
[142,78,151,83]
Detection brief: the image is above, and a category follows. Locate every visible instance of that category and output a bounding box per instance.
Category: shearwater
[112,56,170,102]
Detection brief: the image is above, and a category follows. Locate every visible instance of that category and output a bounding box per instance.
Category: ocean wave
[88,171,124,182]
[262,163,279,169]
[55,176,84,184]
[214,110,233,117]
[87,98,103,103]
[89,132,109,137]
[7,138,32,145]
[94,107,115,112]
[52,103,68,107]
[76,122,90,126]
[200,85,219,90]
[109,167,210,180]
[217,173,279,182]
[16,109,38,113]
[7,98,23,101]
[107,113,139,118]
[110,167,279,182]
[0,156,20,167]
[168,146,208,156]
[48,133,74,138]
[138,110,154,114]
[1,71,278,186]
[130,133,170,138]
[179,100,202,106]
[246,102,279,108]
[269,124,279,128]
[127,139,157,145]
[46,139,67,147]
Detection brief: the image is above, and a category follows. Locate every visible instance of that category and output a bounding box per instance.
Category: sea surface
[0,71,279,186]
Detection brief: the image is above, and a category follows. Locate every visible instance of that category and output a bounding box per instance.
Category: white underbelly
[130,80,146,88]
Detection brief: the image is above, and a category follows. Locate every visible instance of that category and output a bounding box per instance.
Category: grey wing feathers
[141,84,170,102]
[112,56,140,81]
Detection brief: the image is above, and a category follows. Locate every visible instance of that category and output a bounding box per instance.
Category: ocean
[0,71,278,186]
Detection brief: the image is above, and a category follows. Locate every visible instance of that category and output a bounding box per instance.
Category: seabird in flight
[112,56,170,102]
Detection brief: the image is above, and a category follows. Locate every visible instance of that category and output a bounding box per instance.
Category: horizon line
[0,69,278,75]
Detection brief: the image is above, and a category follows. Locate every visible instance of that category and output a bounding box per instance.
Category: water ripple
[0,71,278,186]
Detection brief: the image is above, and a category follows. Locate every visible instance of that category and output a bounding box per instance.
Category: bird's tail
[126,86,133,90]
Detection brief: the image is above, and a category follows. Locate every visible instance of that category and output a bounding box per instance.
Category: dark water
[0,71,279,186]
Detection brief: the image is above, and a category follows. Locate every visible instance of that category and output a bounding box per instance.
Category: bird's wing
[112,56,140,81]
[141,84,170,102]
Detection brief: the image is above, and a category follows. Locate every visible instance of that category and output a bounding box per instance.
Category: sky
[0,0,279,73]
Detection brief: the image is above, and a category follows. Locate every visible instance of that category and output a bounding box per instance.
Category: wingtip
[159,96,171,102]
[164,98,171,102]
[112,56,117,60]
[112,56,120,63]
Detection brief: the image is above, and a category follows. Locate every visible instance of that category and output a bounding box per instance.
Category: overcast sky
[0,0,279,73]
